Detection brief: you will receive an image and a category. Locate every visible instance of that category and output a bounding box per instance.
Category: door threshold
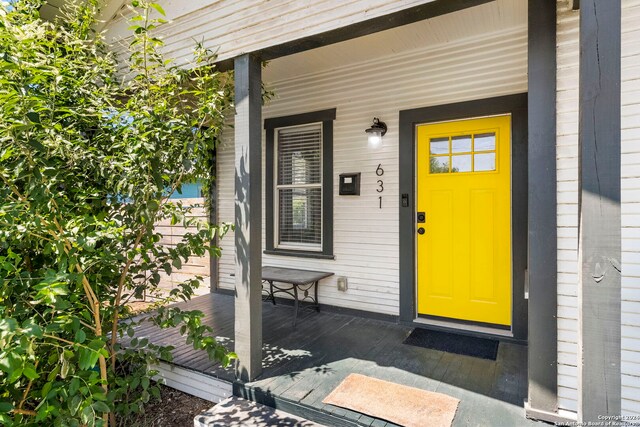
[413,317,514,338]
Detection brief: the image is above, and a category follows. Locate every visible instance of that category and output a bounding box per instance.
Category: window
[276,124,322,248]
[265,109,335,259]
[429,132,497,174]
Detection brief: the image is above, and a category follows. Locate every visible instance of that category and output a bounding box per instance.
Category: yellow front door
[416,115,512,326]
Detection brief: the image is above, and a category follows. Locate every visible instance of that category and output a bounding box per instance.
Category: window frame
[265,108,336,259]
[274,122,323,251]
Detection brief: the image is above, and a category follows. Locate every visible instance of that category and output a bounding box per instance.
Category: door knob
[417,227,425,235]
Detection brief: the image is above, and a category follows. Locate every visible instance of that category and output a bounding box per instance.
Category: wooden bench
[261,266,334,327]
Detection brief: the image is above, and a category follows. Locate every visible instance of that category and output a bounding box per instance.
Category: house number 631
[376,163,384,209]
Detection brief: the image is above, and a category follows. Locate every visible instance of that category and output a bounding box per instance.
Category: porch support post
[526,0,558,419]
[233,53,263,382]
[578,0,621,421]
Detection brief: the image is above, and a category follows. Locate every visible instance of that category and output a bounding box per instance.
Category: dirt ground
[122,384,213,426]
[121,301,213,425]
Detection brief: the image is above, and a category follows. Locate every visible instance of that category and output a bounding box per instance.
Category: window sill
[264,249,335,260]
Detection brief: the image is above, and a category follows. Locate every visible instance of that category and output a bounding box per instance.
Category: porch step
[234,382,386,427]
[194,396,325,427]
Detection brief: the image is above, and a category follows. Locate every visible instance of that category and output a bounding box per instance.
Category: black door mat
[403,328,499,360]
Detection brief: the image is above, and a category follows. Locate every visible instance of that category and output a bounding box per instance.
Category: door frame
[399,93,528,342]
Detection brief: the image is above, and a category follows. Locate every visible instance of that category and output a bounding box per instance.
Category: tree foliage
[0,1,235,425]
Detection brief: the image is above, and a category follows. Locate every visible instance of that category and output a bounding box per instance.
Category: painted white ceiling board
[263,0,527,83]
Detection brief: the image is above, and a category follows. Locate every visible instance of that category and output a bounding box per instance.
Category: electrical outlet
[337,277,348,292]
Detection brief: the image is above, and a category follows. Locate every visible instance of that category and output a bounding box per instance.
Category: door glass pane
[474,133,495,151]
[430,156,449,174]
[451,154,472,173]
[474,153,496,171]
[451,135,472,153]
[430,137,449,155]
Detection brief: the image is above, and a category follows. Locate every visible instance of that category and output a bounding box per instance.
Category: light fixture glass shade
[368,132,382,147]
[365,117,387,147]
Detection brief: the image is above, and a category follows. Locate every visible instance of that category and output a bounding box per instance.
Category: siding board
[152,198,211,298]
[555,1,579,414]
[622,0,640,415]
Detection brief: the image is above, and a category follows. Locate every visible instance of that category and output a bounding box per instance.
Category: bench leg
[292,285,299,328]
[269,281,276,305]
[314,281,320,312]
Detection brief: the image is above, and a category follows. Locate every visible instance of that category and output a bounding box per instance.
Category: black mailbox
[339,173,361,196]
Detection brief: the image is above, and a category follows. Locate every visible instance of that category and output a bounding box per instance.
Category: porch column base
[524,402,576,424]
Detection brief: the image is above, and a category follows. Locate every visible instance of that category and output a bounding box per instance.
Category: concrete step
[194,396,326,427]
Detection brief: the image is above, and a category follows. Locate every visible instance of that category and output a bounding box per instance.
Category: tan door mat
[322,373,459,427]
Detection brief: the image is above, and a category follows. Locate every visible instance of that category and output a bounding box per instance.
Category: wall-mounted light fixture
[365,117,387,147]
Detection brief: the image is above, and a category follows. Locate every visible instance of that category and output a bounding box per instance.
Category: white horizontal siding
[622,0,640,416]
[556,0,580,414]
[102,0,437,67]
[216,2,527,316]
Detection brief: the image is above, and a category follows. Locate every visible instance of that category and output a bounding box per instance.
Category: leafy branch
[0,1,236,426]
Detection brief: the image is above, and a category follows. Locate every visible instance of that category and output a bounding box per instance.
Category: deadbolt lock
[417,212,426,223]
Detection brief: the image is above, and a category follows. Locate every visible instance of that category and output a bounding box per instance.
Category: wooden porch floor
[130,292,546,427]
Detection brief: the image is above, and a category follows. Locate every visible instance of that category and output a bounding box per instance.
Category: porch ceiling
[264,0,527,84]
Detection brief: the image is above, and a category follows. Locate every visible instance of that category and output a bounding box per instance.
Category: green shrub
[0,1,235,425]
